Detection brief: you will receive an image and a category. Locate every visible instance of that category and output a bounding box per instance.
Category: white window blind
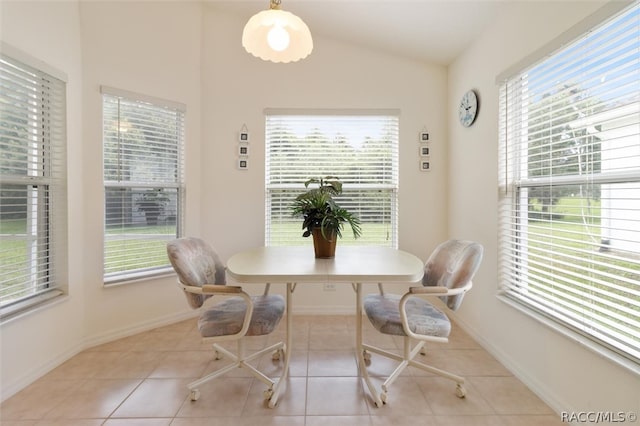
[498,3,640,363]
[265,112,399,247]
[102,88,184,283]
[0,51,67,316]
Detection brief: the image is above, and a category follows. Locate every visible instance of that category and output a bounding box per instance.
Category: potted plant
[291,176,362,258]
[136,188,169,225]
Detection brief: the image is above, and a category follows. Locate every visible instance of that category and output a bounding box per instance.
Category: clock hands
[459,90,477,126]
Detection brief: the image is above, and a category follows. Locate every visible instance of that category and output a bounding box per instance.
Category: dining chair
[361,239,483,404]
[166,237,286,403]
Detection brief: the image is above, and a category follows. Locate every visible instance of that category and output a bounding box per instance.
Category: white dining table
[226,245,424,408]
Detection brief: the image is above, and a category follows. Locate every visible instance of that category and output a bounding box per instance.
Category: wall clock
[458,89,478,127]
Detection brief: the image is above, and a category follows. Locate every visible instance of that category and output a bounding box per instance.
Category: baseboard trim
[447,310,569,416]
[1,341,85,403]
[292,305,355,315]
[1,309,198,402]
[82,310,198,350]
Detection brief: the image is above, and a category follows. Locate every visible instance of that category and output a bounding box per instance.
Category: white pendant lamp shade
[242,1,313,63]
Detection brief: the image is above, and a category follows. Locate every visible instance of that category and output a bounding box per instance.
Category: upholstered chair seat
[364,293,451,338]
[198,294,284,338]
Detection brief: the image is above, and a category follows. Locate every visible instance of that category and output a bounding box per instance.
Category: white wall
[199,6,449,311]
[448,0,640,416]
[0,0,85,400]
[0,0,204,400]
[79,1,203,341]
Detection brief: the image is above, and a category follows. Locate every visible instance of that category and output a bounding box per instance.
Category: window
[102,87,184,284]
[498,4,640,363]
[0,50,67,317]
[265,111,399,247]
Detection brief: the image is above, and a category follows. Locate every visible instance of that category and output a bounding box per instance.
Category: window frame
[497,3,640,365]
[264,110,400,248]
[0,44,68,320]
[101,86,185,284]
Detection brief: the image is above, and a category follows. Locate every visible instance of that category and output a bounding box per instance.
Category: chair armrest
[180,283,242,295]
[409,286,448,294]
[181,282,254,339]
[202,284,242,294]
[408,281,473,297]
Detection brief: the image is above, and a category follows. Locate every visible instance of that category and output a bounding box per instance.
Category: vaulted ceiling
[208,0,505,65]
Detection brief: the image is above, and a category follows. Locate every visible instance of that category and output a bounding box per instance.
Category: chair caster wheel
[266,389,278,408]
[272,348,284,361]
[214,350,222,360]
[263,388,274,400]
[380,392,388,404]
[363,350,371,365]
[190,389,200,401]
[455,384,466,398]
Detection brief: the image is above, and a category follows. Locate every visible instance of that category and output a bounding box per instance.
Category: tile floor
[1,315,564,425]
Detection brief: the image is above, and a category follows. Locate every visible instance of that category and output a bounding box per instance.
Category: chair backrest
[422,239,483,311]
[167,237,227,309]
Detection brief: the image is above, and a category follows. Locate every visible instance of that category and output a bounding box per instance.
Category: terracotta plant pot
[312,228,337,258]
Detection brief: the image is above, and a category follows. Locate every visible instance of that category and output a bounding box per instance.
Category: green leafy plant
[291,176,362,240]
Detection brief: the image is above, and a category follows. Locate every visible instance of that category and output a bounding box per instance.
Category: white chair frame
[180,281,285,403]
[362,280,473,405]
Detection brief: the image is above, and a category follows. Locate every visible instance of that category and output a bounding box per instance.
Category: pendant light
[242,0,313,63]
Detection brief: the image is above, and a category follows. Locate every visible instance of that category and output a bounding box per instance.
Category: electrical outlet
[323,283,336,291]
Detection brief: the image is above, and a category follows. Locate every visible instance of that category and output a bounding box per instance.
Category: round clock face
[458,90,478,127]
